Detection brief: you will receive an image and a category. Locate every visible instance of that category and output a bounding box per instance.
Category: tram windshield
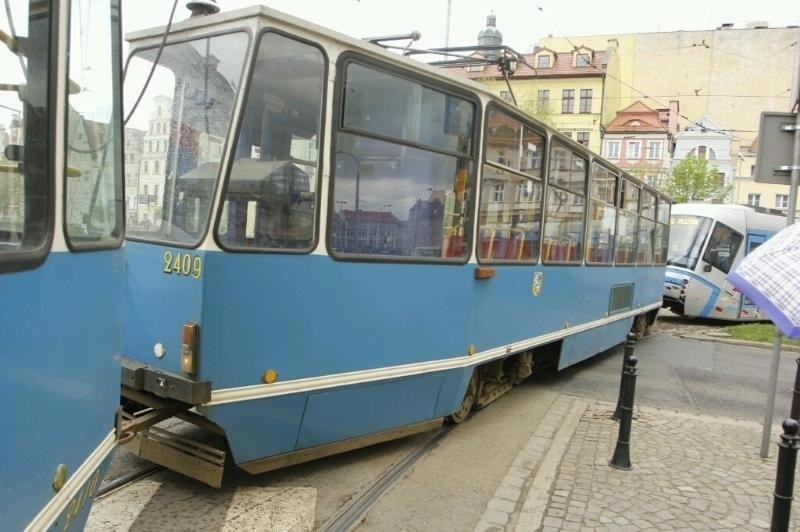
[124,32,248,245]
[666,214,712,269]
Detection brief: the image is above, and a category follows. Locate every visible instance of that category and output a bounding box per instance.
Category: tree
[660,155,733,203]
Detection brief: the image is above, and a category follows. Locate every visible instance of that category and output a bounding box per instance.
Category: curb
[678,333,800,353]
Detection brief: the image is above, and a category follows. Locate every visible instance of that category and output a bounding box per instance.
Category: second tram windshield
[666,214,712,269]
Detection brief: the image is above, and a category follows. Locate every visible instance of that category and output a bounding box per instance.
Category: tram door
[738,233,767,319]
[687,221,744,319]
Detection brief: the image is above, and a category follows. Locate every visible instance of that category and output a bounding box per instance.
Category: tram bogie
[118,5,669,487]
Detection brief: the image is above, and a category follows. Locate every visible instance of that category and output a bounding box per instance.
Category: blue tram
[0,0,124,529]
[118,5,670,486]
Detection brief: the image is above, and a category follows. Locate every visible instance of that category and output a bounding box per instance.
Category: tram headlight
[181,322,200,376]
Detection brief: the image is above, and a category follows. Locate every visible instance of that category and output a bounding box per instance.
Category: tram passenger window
[331,61,476,260]
[543,142,586,263]
[478,108,543,263]
[702,222,742,274]
[615,178,639,265]
[217,33,325,251]
[65,0,122,248]
[586,164,617,265]
[653,197,670,264]
[637,190,657,265]
[0,3,49,263]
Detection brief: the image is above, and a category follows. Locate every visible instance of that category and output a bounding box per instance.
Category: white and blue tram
[0,0,124,529]
[118,5,670,486]
[663,203,785,321]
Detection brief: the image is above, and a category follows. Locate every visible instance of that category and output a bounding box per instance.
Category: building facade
[601,100,679,187]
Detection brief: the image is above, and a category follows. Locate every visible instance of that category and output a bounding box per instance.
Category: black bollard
[609,354,638,470]
[771,419,800,532]
[613,332,636,421]
[790,359,800,422]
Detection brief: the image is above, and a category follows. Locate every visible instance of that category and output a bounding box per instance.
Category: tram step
[122,424,226,488]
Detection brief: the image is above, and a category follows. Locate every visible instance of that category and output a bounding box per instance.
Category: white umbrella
[727,221,800,338]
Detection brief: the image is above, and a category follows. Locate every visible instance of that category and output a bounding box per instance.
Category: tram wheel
[632,313,648,340]
[446,370,478,424]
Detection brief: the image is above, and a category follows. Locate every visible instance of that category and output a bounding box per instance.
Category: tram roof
[125,4,496,99]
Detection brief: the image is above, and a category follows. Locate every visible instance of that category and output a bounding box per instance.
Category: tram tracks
[94,463,163,499]
[318,424,453,532]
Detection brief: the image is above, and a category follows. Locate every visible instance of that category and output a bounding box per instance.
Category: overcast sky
[123,0,800,54]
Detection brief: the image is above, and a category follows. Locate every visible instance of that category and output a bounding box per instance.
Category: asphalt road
[542,317,798,424]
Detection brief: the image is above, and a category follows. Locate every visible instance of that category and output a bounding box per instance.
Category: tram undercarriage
[116,346,558,488]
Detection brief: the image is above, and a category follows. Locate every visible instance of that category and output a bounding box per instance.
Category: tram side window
[702,222,742,274]
[543,142,586,263]
[217,32,325,251]
[0,3,49,264]
[478,109,543,262]
[615,178,639,265]
[586,164,617,264]
[653,196,670,264]
[65,1,122,248]
[331,61,476,259]
[637,189,656,265]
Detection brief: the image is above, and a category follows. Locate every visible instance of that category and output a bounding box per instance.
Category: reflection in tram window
[637,189,657,265]
[217,32,324,250]
[543,141,586,263]
[124,32,249,245]
[331,61,476,259]
[615,178,640,265]
[478,108,543,262]
[586,164,618,264]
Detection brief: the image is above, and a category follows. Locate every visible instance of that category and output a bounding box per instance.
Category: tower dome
[478,13,502,58]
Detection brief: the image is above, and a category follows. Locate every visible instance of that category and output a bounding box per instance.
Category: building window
[747,193,761,207]
[537,55,551,68]
[562,89,574,113]
[576,53,591,67]
[646,141,662,159]
[577,132,590,147]
[493,183,505,202]
[776,194,789,209]
[579,89,592,113]
[606,141,620,159]
[627,141,641,160]
[750,164,755,177]
[537,89,550,113]
[690,145,716,160]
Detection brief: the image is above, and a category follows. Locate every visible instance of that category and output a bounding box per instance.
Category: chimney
[668,100,680,134]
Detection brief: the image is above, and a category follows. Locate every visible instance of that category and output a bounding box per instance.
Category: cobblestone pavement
[475,395,789,532]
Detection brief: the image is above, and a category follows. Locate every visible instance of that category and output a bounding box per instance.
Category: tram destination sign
[754,111,798,184]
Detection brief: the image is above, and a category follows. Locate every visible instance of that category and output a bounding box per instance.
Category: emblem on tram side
[532,271,543,296]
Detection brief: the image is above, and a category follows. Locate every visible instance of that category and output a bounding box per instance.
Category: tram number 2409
[162,251,203,279]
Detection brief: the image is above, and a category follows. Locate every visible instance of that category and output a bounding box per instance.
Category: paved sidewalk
[475,395,791,531]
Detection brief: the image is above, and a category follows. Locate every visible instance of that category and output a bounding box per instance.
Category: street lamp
[337,150,360,251]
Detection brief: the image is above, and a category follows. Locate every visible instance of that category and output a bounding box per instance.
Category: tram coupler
[609,354,637,470]
[613,333,636,421]
[771,418,800,531]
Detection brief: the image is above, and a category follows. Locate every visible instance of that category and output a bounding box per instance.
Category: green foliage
[659,155,733,203]
[724,323,800,346]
